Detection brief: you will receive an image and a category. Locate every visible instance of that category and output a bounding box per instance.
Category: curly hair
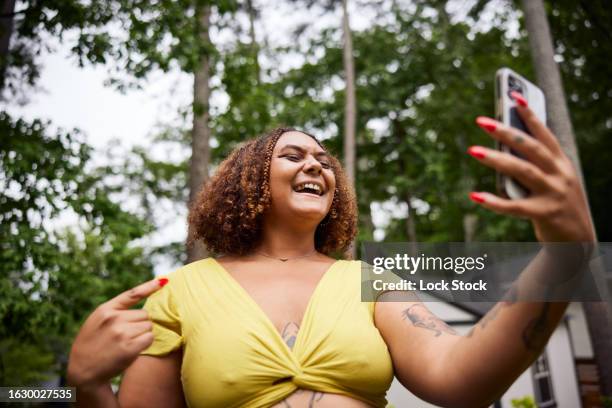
[187,127,357,258]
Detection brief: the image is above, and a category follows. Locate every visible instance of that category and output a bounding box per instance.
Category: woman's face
[267,131,336,226]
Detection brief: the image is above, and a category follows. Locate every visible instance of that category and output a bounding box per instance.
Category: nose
[303,155,322,174]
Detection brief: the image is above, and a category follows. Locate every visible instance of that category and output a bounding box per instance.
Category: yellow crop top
[141,258,394,408]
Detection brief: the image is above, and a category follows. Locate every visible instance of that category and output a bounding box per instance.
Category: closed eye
[282,154,331,169]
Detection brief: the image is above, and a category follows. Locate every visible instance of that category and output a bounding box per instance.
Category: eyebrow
[280,144,329,158]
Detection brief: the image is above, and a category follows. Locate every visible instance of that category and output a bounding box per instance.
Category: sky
[7,39,190,150]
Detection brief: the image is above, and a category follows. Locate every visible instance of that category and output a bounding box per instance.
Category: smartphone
[495,67,547,200]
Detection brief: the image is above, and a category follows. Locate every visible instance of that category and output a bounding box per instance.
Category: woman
[67,93,595,407]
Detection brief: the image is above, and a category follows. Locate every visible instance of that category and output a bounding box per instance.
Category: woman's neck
[257,219,317,258]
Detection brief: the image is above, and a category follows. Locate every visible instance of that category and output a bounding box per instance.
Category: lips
[293,190,322,198]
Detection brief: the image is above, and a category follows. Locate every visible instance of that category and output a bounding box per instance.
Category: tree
[521,0,612,396]
[12,0,240,262]
[341,0,357,258]
[544,0,612,241]
[187,4,212,262]
[341,0,356,190]
[0,113,154,384]
[0,0,117,100]
[268,0,534,250]
[0,0,16,91]
[0,0,182,385]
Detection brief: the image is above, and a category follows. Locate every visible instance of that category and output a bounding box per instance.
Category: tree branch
[0,8,27,19]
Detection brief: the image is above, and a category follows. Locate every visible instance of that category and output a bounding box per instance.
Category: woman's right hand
[67,278,168,388]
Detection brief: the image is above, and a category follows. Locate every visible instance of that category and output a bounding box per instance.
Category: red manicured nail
[469,192,486,203]
[476,116,497,133]
[510,91,528,107]
[467,146,487,159]
[158,278,169,287]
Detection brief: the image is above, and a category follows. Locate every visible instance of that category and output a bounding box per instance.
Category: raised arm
[374,92,596,407]
[375,263,570,407]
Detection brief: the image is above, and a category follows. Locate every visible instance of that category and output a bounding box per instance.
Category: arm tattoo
[401,304,458,337]
[522,303,551,351]
[281,322,299,349]
[478,285,519,330]
[479,304,501,330]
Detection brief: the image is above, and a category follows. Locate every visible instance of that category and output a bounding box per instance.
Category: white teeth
[294,182,323,195]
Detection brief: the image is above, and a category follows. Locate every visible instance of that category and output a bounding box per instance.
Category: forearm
[446,300,568,406]
[444,248,579,406]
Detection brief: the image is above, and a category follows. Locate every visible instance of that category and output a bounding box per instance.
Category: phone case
[495,67,547,200]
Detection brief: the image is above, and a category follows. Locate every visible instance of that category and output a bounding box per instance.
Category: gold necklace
[256,249,318,262]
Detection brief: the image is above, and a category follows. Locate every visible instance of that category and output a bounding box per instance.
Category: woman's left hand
[468,92,595,242]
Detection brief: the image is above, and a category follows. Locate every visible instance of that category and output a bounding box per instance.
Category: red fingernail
[510,91,528,107]
[467,146,487,159]
[158,278,169,287]
[476,116,497,133]
[469,192,486,203]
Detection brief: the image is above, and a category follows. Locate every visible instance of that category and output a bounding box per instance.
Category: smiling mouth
[292,182,325,196]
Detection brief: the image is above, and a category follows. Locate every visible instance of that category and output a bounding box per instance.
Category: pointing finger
[109,277,169,310]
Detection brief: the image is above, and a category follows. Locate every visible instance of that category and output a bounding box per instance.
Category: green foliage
[0,339,55,387]
[545,0,612,240]
[266,1,535,243]
[0,112,154,384]
[3,0,239,98]
[3,0,117,99]
[210,40,275,159]
[511,395,536,408]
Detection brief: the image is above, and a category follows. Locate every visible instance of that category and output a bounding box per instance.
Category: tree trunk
[341,0,356,187]
[245,0,261,84]
[392,119,417,253]
[521,0,612,395]
[405,191,417,256]
[521,0,579,165]
[187,5,211,263]
[463,214,478,242]
[0,0,16,92]
[342,0,357,258]
[404,193,416,242]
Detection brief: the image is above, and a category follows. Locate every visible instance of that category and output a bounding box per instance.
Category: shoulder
[161,257,219,276]
[144,258,222,317]
[155,257,220,292]
[324,259,361,278]
[337,258,362,268]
